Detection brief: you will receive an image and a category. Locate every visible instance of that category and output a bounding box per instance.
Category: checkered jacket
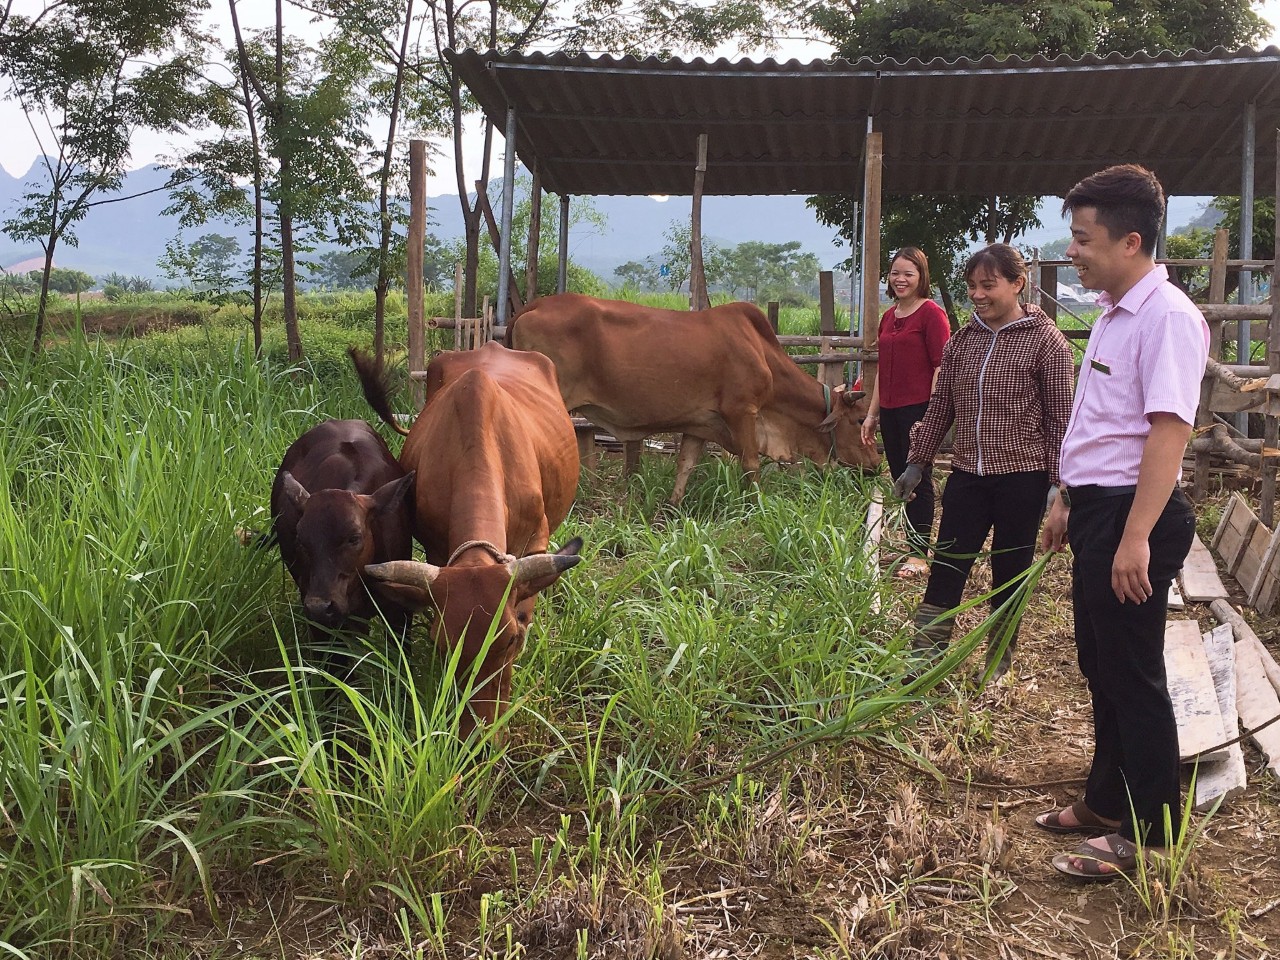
[907,305,1075,485]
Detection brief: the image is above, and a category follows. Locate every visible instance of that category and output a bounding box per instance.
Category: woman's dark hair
[885,246,931,300]
[963,243,1027,293]
[1062,164,1165,256]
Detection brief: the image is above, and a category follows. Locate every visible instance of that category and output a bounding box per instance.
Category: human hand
[861,413,879,447]
[1112,535,1152,603]
[892,464,923,502]
[1040,492,1069,552]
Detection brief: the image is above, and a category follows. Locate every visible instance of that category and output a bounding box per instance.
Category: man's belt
[1061,484,1138,508]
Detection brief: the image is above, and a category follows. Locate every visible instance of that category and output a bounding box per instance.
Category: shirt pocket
[1080,357,1142,428]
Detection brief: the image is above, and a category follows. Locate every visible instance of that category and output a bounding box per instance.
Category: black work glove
[892,464,923,502]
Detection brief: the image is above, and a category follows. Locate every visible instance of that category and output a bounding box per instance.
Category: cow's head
[363,538,584,730]
[818,386,881,470]
[282,470,416,627]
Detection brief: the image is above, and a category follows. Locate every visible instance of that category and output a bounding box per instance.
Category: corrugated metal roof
[446,47,1280,197]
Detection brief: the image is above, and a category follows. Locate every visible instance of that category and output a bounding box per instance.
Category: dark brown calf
[271,419,416,644]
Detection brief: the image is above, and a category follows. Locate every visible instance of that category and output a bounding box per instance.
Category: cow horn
[509,551,581,585]
[363,559,442,588]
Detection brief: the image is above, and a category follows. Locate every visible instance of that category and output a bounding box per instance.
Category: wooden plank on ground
[1234,636,1280,779]
[1248,530,1280,613]
[1194,624,1248,812]
[1210,494,1237,553]
[1234,520,1273,597]
[1180,534,1229,601]
[1164,620,1231,764]
[1214,493,1260,576]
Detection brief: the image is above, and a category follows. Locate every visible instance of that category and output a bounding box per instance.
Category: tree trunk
[276,0,302,362]
[373,0,415,364]
[229,0,264,355]
[937,279,960,331]
[32,237,56,351]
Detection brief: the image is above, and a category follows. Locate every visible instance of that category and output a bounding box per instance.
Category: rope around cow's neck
[447,539,515,566]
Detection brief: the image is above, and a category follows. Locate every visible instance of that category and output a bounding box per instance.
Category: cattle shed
[446,45,1280,329]
[417,46,1280,520]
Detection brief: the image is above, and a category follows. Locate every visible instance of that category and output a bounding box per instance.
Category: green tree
[803,0,1267,323]
[657,220,729,294]
[171,6,378,360]
[0,1,209,350]
[614,260,659,291]
[723,240,821,302]
[159,233,244,297]
[459,177,607,302]
[45,268,95,294]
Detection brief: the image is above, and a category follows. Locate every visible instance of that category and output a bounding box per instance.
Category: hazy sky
[0,1,1277,196]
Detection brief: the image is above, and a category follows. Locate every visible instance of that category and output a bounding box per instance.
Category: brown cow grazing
[507,293,881,504]
[351,343,582,736]
[271,419,416,645]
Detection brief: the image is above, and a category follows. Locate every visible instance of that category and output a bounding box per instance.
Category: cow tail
[504,308,521,348]
[348,347,411,437]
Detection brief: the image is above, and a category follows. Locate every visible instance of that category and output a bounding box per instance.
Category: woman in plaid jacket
[892,243,1075,678]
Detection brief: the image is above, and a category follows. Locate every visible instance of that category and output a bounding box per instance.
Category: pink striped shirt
[1059,265,1209,488]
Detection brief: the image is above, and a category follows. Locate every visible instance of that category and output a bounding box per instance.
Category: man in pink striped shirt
[1036,165,1209,879]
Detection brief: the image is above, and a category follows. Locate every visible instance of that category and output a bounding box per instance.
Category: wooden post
[478,296,489,350]
[860,130,884,401]
[819,271,836,335]
[767,301,780,334]
[1039,262,1058,323]
[689,133,710,310]
[407,139,426,409]
[525,163,542,303]
[818,271,841,387]
[1261,129,1280,528]
[557,194,570,294]
[453,262,463,353]
[475,180,524,318]
[1194,228,1230,500]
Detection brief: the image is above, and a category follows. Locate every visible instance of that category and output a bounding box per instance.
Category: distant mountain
[0,157,1218,283]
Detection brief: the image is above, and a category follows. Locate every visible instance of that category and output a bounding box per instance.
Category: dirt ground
[189,491,1280,960]
[476,526,1280,960]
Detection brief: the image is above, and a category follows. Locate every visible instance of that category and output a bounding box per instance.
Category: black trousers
[1068,489,1195,844]
[923,468,1050,613]
[881,402,933,554]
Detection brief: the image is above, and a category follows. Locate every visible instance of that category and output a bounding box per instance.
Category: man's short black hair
[1062,164,1166,256]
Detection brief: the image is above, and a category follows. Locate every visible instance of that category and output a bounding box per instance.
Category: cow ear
[817,411,839,433]
[372,471,415,513]
[282,471,310,510]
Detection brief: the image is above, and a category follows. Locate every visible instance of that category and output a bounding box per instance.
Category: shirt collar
[1096,263,1168,315]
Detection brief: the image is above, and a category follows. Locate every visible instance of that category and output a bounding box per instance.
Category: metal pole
[497,106,518,326]
[557,194,570,294]
[1237,100,1256,433]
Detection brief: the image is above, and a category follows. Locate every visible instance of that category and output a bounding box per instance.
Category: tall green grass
[1,331,1013,956]
[0,337,487,956]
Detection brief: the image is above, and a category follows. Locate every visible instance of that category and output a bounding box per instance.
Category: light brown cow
[351,343,582,735]
[508,293,881,504]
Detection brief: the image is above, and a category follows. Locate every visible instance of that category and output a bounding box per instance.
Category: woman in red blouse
[860,247,951,578]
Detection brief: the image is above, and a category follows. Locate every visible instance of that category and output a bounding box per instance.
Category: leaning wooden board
[1164,620,1230,764]
[1194,624,1247,812]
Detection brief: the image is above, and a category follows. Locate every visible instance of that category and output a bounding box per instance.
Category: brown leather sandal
[1034,801,1121,836]
[1051,833,1146,880]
